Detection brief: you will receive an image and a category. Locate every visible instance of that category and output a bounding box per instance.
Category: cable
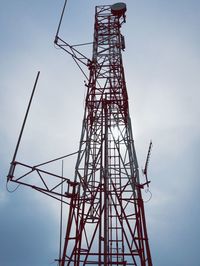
[6,181,20,193]
[54,42,61,50]
[143,188,152,203]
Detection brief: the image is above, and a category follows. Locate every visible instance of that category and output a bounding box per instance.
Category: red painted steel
[59,4,153,265]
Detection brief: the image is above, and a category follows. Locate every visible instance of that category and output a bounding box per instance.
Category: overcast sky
[1,0,200,265]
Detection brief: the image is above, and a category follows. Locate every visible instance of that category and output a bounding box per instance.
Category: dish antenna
[111,2,127,17]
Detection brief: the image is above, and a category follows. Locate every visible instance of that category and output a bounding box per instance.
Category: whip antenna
[55,0,68,42]
[7,71,40,181]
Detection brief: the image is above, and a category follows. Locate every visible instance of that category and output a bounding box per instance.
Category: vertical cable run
[59,160,64,266]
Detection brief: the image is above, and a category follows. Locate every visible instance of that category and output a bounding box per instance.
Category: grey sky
[1,1,200,265]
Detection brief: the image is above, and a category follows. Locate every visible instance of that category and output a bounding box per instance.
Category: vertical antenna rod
[55,0,68,41]
[7,71,40,181]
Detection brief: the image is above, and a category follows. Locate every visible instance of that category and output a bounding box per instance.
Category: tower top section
[111,2,127,17]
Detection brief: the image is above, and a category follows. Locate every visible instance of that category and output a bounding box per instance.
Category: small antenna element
[143,140,153,187]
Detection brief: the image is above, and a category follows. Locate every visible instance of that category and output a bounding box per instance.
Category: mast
[60,3,152,265]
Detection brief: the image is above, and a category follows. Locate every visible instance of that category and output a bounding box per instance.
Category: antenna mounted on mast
[143,140,153,187]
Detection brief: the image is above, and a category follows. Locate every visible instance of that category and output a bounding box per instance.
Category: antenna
[7,71,40,181]
[143,140,153,187]
[54,0,92,80]
[55,0,68,39]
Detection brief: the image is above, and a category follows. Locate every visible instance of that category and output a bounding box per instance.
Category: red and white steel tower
[7,2,153,266]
